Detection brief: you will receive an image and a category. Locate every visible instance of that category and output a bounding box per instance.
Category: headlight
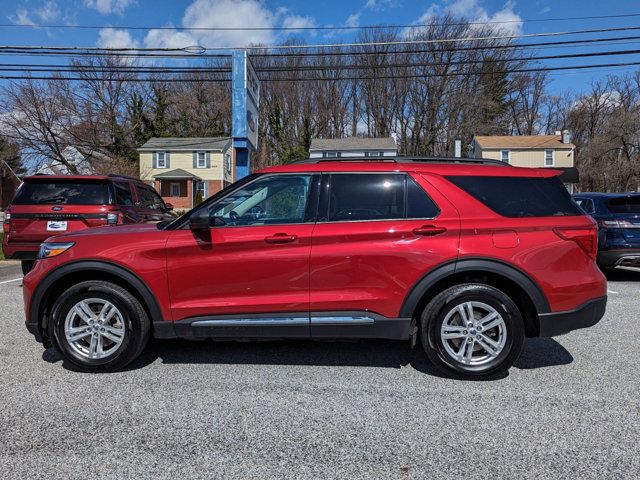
[37,242,75,259]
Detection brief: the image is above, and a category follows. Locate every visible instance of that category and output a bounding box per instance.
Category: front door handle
[264,233,298,244]
[413,225,447,236]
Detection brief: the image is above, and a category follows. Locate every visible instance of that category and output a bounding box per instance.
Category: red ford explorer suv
[3,174,174,274]
[22,157,607,379]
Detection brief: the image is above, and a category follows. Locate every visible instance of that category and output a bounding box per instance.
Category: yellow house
[471,132,578,191]
[138,137,233,209]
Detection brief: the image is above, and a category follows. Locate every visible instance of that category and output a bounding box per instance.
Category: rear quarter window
[446,175,581,218]
[11,180,110,205]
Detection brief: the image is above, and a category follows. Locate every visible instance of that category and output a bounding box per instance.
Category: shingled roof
[473,135,575,149]
[309,137,397,151]
[138,137,231,151]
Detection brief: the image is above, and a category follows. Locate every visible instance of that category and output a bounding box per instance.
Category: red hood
[50,223,161,240]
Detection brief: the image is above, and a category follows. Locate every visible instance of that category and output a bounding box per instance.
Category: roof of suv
[258,157,561,178]
[23,174,142,182]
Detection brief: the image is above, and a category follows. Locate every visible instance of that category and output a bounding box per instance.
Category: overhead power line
[2,60,640,82]
[3,47,640,74]
[3,25,640,53]
[3,34,640,61]
[1,12,640,32]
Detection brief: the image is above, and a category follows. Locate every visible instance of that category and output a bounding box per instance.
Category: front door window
[209,175,312,226]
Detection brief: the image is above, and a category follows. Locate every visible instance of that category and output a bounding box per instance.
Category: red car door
[165,173,320,335]
[309,172,460,334]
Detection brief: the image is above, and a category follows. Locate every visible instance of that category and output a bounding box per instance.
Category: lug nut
[467,338,473,343]
[476,335,482,339]
[463,330,468,335]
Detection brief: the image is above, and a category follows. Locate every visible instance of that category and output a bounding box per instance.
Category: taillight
[553,226,598,259]
[599,219,636,229]
[2,210,9,234]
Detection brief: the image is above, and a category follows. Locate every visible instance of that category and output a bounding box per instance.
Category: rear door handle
[264,233,298,244]
[413,225,447,236]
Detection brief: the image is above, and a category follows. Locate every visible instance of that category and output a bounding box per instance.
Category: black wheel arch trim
[399,257,551,318]
[29,260,164,334]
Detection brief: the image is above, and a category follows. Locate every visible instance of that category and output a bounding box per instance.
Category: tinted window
[328,174,404,221]
[447,176,581,217]
[12,180,109,205]
[574,197,595,214]
[607,196,640,214]
[209,174,312,226]
[407,177,440,218]
[137,187,165,210]
[114,182,134,206]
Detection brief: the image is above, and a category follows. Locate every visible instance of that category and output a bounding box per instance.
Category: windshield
[12,180,110,205]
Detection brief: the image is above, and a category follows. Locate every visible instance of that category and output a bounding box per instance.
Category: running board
[154,312,410,340]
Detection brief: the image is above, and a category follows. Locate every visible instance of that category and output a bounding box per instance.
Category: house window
[545,149,554,167]
[170,182,181,197]
[364,151,384,157]
[156,152,167,168]
[225,154,232,174]
[500,150,510,164]
[197,152,206,168]
[322,151,341,158]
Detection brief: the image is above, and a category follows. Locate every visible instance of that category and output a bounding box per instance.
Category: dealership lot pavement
[1,263,638,479]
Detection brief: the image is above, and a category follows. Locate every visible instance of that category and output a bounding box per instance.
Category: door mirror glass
[189,208,210,230]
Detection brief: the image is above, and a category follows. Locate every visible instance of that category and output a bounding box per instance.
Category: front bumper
[538,296,607,337]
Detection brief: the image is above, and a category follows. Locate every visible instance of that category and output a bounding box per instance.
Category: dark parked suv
[22,158,607,379]
[573,192,640,269]
[3,174,174,274]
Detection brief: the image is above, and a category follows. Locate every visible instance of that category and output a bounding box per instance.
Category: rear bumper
[597,249,640,268]
[2,240,40,260]
[538,296,607,337]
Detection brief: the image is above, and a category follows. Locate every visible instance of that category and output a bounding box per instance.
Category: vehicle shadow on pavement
[604,268,640,281]
[42,336,573,378]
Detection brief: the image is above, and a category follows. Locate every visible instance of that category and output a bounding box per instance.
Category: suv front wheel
[421,283,524,380]
[50,280,150,372]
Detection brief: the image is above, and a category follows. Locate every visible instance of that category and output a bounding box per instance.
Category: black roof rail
[290,155,510,166]
[107,174,140,180]
[395,156,510,166]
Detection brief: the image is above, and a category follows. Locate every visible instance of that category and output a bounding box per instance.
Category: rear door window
[607,196,640,214]
[447,175,581,217]
[113,182,134,206]
[136,187,165,210]
[12,180,109,205]
[327,174,405,221]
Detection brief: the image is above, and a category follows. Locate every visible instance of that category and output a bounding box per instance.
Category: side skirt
[153,311,412,341]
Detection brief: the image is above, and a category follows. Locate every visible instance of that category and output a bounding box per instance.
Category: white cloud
[345,13,360,28]
[97,27,139,48]
[282,14,316,31]
[145,0,277,49]
[84,0,134,15]
[11,8,36,26]
[35,1,61,22]
[411,0,523,35]
[540,6,551,14]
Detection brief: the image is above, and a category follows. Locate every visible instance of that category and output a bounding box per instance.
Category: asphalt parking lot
[1,261,639,479]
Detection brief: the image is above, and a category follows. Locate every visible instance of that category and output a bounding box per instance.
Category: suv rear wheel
[50,280,150,372]
[420,283,524,380]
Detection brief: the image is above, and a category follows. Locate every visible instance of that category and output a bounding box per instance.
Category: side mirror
[189,208,210,230]
[164,203,174,211]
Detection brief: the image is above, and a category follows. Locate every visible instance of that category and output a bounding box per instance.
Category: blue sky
[2,0,640,95]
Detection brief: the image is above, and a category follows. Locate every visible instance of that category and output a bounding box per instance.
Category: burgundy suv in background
[3,174,174,274]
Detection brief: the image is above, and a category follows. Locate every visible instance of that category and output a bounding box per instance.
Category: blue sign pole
[232,50,260,180]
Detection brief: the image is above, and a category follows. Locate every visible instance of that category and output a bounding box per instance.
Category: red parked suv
[3,174,174,274]
[22,158,607,379]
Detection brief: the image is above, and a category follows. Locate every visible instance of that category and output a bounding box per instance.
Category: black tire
[21,260,35,275]
[420,283,524,380]
[50,280,150,372]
